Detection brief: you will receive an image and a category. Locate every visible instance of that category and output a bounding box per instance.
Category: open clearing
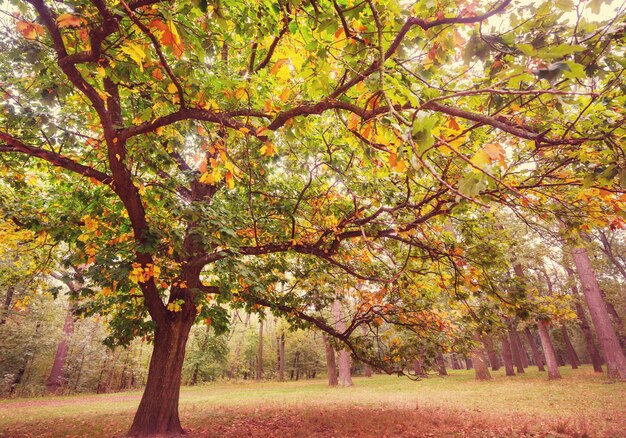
[1,367,624,437]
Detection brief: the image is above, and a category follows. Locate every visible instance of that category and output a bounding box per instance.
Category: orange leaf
[279,88,291,102]
[151,68,163,80]
[149,19,184,58]
[16,20,44,39]
[56,14,86,28]
[448,118,460,131]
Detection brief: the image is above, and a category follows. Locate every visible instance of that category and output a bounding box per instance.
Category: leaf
[225,171,235,189]
[56,14,86,28]
[279,88,291,102]
[121,43,146,71]
[149,19,184,58]
[16,20,44,40]
[260,142,276,157]
[482,143,507,167]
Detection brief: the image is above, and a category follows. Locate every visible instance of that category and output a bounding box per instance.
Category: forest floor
[0,366,625,437]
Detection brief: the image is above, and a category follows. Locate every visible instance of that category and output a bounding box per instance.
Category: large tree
[1,0,625,435]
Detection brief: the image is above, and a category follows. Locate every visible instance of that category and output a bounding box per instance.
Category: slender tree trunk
[574,300,603,372]
[436,350,448,376]
[537,320,561,380]
[482,335,500,371]
[514,330,529,368]
[46,304,75,393]
[560,325,579,369]
[0,286,15,325]
[524,327,545,372]
[228,313,250,379]
[597,231,626,282]
[508,327,525,373]
[332,300,353,386]
[464,357,472,370]
[278,333,285,381]
[451,354,461,370]
[294,351,301,381]
[257,320,263,380]
[128,311,194,437]
[471,332,491,380]
[571,245,626,379]
[501,336,515,376]
[361,325,372,377]
[322,334,338,386]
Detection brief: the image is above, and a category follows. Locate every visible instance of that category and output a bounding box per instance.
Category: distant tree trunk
[191,325,211,385]
[294,351,301,381]
[0,286,15,325]
[278,333,285,381]
[257,320,263,380]
[597,230,626,282]
[501,336,515,376]
[514,330,529,369]
[571,245,626,379]
[46,304,75,393]
[361,325,372,377]
[573,299,603,372]
[332,300,353,386]
[322,334,338,386]
[229,313,250,379]
[560,325,579,369]
[524,327,545,372]
[412,359,425,375]
[537,320,561,380]
[482,335,500,371]
[508,327,525,373]
[436,350,448,376]
[451,354,461,370]
[464,357,472,370]
[471,332,491,381]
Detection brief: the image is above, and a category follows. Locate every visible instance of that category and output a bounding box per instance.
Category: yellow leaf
[470,150,491,167]
[225,171,235,189]
[279,88,291,102]
[121,43,146,71]
[259,142,276,157]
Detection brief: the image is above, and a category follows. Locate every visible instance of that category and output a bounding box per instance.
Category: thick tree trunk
[436,350,448,376]
[361,325,372,377]
[560,325,580,369]
[514,330,529,368]
[412,359,424,375]
[278,333,285,381]
[524,327,545,372]
[257,320,263,380]
[471,333,491,381]
[322,334,338,386]
[508,327,525,373]
[482,335,500,371]
[0,286,14,325]
[464,357,472,370]
[501,336,515,376]
[46,304,75,393]
[537,320,561,380]
[450,354,461,370]
[574,300,603,372]
[128,314,194,437]
[332,300,353,386]
[571,246,626,379]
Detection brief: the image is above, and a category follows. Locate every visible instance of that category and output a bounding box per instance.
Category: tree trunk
[294,351,301,381]
[278,333,285,381]
[482,335,500,371]
[128,313,194,437]
[361,325,372,377]
[0,286,14,325]
[257,320,263,380]
[524,327,545,372]
[322,334,338,386]
[412,358,424,375]
[537,320,561,380]
[574,300,603,372]
[451,354,461,370]
[508,327,525,373]
[46,304,75,393]
[436,350,448,376]
[464,357,472,370]
[561,325,579,369]
[332,300,353,386]
[571,245,626,379]
[501,336,515,376]
[471,332,491,380]
[514,330,529,368]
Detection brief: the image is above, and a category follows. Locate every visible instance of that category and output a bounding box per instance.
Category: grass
[0,366,624,437]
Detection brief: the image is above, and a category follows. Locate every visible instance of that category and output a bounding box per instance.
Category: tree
[2,0,625,435]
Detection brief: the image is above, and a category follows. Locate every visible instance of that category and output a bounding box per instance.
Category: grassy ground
[0,366,624,437]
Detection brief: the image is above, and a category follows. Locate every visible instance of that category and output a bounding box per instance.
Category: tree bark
[524,327,545,372]
[46,304,75,393]
[537,320,561,380]
[0,286,14,325]
[278,333,285,381]
[560,325,580,369]
[322,334,338,386]
[471,332,492,380]
[508,326,525,373]
[128,311,194,436]
[332,300,353,386]
[501,336,515,376]
[482,335,500,371]
[571,245,626,379]
[257,319,263,380]
[361,325,372,377]
[436,350,448,376]
[573,299,603,372]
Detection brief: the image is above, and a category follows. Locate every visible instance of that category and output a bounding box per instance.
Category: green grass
[1,366,624,437]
